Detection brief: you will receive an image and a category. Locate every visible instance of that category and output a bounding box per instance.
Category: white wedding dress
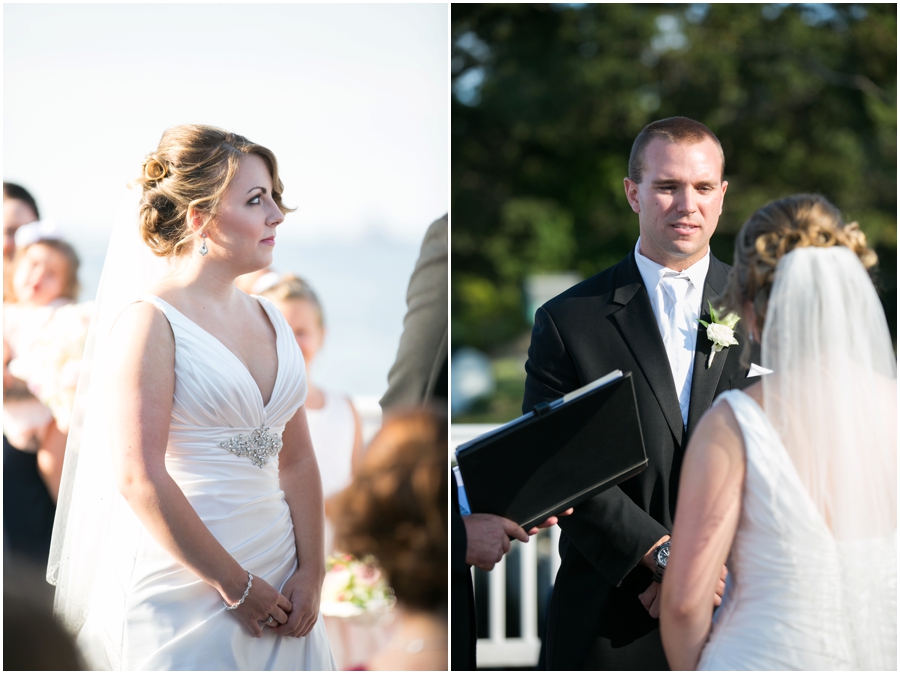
[76,294,335,670]
[698,389,896,670]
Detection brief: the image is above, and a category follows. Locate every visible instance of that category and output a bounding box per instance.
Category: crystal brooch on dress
[219,425,283,468]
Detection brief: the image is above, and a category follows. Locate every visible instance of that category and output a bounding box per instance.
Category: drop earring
[199,233,208,256]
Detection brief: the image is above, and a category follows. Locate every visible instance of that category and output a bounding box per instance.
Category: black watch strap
[652,540,670,583]
[652,564,665,583]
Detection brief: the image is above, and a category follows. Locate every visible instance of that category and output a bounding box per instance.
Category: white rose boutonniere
[699,301,740,368]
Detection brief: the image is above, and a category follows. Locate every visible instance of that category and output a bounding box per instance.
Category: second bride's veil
[47,186,178,633]
[761,245,896,669]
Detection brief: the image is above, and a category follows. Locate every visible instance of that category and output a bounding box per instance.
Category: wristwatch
[652,540,670,583]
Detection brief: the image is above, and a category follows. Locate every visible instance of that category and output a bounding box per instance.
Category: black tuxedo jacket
[523,250,758,670]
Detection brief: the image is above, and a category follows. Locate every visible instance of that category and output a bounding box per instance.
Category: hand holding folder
[455,370,648,531]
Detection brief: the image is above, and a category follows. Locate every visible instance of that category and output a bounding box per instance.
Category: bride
[659,194,896,670]
[47,124,335,670]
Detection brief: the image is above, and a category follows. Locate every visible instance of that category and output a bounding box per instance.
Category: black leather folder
[455,370,648,531]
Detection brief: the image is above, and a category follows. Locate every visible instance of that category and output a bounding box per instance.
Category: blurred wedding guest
[334,408,447,671]
[262,274,364,547]
[4,233,88,564]
[380,214,447,413]
[4,551,84,670]
[3,182,40,300]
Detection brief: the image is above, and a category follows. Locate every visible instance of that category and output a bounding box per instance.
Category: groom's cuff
[620,526,670,587]
[594,522,670,588]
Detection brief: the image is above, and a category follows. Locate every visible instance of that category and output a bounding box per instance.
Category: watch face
[658,544,670,568]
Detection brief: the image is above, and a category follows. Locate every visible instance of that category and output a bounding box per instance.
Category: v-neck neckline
[146,294,281,409]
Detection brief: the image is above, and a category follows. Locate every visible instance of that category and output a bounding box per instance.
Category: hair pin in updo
[144,156,168,182]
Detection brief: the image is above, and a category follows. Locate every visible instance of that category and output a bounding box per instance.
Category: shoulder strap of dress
[253,294,288,337]
[714,388,780,469]
[131,293,174,318]
[135,293,165,310]
[715,388,755,426]
[128,294,182,330]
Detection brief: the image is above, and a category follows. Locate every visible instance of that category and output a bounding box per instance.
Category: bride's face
[207,154,284,273]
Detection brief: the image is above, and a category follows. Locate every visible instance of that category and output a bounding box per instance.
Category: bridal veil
[47,188,179,633]
[761,245,896,669]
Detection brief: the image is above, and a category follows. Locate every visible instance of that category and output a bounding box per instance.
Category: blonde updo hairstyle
[725,193,877,333]
[136,124,294,257]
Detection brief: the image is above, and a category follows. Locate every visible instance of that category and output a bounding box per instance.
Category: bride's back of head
[725,194,896,541]
[725,193,877,331]
[135,124,293,258]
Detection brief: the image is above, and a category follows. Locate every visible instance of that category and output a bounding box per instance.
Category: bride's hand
[639,580,662,618]
[641,564,728,618]
[225,574,293,638]
[270,566,324,638]
[714,564,728,607]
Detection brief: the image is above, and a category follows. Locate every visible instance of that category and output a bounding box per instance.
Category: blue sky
[4,3,448,245]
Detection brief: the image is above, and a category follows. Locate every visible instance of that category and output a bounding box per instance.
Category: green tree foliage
[452,3,897,352]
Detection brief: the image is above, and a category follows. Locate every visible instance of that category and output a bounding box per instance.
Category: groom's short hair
[628,117,725,184]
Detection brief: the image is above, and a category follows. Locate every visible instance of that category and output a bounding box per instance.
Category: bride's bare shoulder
[687,395,745,465]
[110,298,175,354]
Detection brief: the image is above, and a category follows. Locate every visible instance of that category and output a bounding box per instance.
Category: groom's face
[624,138,727,271]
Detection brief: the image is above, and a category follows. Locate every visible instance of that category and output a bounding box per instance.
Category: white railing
[352,395,383,444]
[452,423,561,669]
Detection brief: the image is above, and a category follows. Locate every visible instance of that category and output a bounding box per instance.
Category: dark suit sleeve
[524,307,668,587]
[451,476,477,670]
[451,477,468,574]
[380,215,448,413]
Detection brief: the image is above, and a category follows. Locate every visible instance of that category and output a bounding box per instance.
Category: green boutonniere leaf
[721,313,740,329]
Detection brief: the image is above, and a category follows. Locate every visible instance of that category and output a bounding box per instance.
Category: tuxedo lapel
[686,257,731,437]
[609,252,685,447]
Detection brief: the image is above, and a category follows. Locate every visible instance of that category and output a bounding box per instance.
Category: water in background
[74,233,421,400]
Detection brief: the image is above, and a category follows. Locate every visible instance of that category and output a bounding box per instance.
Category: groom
[524,117,758,670]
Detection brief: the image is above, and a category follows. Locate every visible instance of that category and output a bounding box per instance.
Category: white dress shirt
[633,237,710,427]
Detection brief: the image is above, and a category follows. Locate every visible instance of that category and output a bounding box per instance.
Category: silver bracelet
[223,572,253,610]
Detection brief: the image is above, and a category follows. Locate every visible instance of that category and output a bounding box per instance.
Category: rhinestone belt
[218,425,283,468]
